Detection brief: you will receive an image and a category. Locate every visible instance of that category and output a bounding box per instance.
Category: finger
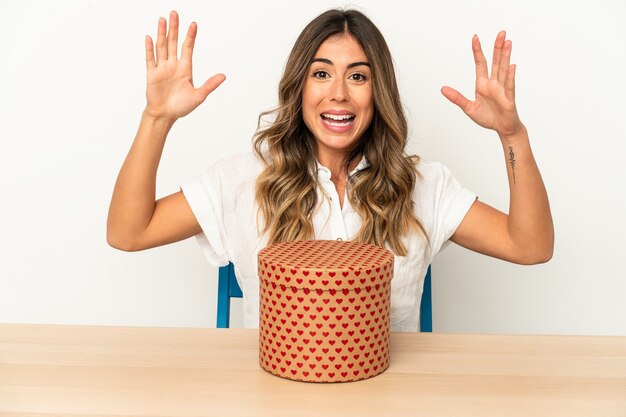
[490,31,506,81]
[195,73,227,104]
[167,10,179,61]
[181,21,198,63]
[504,64,516,101]
[472,35,488,80]
[145,35,156,71]
[498,39,512,85]
[155,17,167,63]
[441,86,471,112]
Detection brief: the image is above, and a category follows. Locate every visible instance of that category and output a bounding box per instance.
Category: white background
[1,0,624,335]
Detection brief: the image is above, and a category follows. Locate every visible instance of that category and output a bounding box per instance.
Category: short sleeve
[180,163,230,268]
[414,159,477,260]
[180,152,264,269]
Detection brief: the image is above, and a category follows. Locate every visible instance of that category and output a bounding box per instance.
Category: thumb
[195,73,227,104]
[441,86,470,112]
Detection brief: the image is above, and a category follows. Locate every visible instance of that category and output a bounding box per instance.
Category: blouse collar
[316,155,370,180]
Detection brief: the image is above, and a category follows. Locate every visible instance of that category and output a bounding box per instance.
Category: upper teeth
[323,114,354,120]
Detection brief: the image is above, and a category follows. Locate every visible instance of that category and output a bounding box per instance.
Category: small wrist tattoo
[508,146,516,184]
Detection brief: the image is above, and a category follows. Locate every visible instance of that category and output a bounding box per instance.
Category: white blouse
[181,152,476,331]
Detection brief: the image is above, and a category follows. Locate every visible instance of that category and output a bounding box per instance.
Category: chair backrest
[217,262,433,332]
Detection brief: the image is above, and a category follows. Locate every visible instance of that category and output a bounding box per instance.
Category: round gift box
[258,240,394,383]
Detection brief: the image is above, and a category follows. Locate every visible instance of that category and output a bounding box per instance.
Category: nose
[330,78,349,102]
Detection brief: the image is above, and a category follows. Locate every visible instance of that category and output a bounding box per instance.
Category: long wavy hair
[253,8,426,256]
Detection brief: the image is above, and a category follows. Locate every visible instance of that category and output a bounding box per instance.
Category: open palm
[442,31,523,140]
[144,11,225,121]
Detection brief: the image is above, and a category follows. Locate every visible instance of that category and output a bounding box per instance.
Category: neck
[317,152,361,182]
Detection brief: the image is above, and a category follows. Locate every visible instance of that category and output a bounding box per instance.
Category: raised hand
[441,31,523,141]
[144,11,226,122]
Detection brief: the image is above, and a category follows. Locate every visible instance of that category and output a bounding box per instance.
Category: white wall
[1,0,624,335]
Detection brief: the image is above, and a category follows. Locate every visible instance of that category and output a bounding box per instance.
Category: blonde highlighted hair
[254,8,426,256]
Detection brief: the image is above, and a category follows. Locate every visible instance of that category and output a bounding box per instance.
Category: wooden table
[1,324,625,416]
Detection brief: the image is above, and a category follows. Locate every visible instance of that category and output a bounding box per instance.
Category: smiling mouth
[321,113,356,127]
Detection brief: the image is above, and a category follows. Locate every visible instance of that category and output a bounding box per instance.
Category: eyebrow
[311,58,370,68]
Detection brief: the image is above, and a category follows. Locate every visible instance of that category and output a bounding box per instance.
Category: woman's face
[302,33,374,160]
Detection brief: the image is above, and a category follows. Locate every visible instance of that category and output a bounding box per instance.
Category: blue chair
[217,262,433,332]
[216,262,243,328]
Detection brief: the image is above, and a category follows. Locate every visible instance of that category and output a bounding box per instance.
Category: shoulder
[411,156,475,209]
[413,157,457,187]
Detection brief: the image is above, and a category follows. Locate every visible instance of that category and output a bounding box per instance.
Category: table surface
[1,324,625,417]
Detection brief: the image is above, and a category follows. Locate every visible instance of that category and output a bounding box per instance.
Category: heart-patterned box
[258,240,394,383]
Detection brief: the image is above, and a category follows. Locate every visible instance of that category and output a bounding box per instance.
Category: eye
[313,70,329,79]
[350,73,367,82]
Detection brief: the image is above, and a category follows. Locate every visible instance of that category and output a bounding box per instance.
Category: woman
[107,9,553,331]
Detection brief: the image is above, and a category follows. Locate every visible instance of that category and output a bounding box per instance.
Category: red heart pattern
[258,240,394,383]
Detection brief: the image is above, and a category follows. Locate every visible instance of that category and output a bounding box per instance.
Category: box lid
[258,240,394,291]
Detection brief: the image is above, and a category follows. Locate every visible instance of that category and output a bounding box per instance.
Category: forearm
[107,111,175,249]
[500,125,554,262]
